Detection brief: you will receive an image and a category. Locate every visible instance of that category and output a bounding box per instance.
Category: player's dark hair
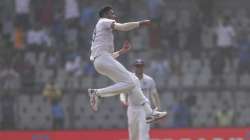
[99,6,112,18]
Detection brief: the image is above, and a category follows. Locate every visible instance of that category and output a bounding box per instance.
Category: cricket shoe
[146,108,167,123]
[88,89,99,112]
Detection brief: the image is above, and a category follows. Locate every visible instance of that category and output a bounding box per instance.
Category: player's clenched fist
[120,40,132,54]
[139,20,151,27]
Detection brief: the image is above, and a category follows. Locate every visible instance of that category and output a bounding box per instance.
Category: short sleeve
[101,18,116,29]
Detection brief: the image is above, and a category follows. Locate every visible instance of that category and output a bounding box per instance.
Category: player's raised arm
[98,6,151,32]
[111,20,151,31]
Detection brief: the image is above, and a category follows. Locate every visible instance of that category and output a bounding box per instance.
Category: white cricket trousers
[128,106,150,140]
[93,53,151,108]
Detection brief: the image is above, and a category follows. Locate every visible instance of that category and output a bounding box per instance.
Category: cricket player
[120,59,162,140]
[88,5,166,123]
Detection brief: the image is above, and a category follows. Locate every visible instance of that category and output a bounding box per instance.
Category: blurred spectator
[0,64,20,91]
[215,109,235,127]
[45,50,61,75]
[172,97,192,128]
[215,102,235,127]
[13,54,35,91]
[214,16,236,68]
[26,23,51,47]
[64,0,79,20]
[64,0,80,27]
[65,54,82,77]
[210,51,225,86]
[64,49,82,89]
[64,0,80,47]
[43,79,64,130]
[15,0,31,30]
[13,25,25,49]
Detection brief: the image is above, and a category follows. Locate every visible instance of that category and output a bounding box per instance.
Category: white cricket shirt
[215,25,235,47]
[128,73,157,106]
[90,18,116,60]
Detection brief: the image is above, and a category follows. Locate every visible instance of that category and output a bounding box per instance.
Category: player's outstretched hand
[139,20,151,27]
[120,40,132,55]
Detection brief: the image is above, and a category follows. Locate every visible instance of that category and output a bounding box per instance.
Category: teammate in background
[120,59,162,140]
[88,5,166,123]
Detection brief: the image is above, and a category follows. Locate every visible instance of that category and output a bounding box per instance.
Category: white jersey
[128,73,157,106]
[90,18,116,60]
[215,24,235,47]
[127,73,155,140]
